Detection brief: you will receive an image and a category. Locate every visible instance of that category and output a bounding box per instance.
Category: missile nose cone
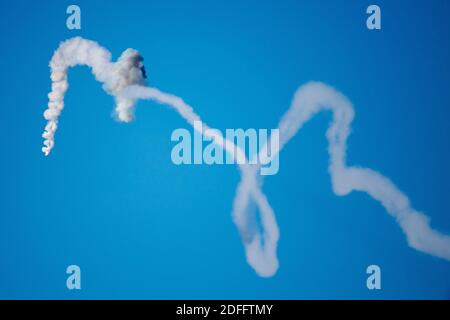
[141,65,147,79]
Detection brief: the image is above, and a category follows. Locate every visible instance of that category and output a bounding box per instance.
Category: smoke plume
[42,37,450,277]
[42,37,145,156]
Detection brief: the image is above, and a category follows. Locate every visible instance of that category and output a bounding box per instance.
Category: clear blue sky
[0,0,449,299]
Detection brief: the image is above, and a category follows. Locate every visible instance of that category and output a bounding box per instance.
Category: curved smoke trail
[42,37,145,156]
[42,37,450,277]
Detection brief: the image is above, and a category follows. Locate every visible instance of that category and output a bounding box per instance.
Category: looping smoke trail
[122,86,280,276]
[42,37,450,277]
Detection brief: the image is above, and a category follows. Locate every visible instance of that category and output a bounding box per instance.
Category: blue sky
[0,0,449,299]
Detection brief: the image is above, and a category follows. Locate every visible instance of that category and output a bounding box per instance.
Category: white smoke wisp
[41,37,145,156]
[42,37,450,277]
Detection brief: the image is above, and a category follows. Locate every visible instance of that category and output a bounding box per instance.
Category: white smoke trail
[41,37,145,156]
[253,82,450,275]
[123,85,280,276]
[42,37,450,277]
[125,82,450,277]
